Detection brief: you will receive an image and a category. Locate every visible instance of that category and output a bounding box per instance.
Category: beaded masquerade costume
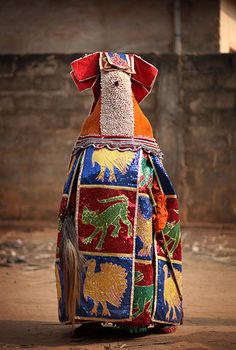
[55,52,183,332]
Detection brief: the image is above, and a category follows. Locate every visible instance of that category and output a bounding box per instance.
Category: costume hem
[72,136,163,158]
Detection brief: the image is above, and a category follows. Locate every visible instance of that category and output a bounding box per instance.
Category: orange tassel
[152,182,168,232]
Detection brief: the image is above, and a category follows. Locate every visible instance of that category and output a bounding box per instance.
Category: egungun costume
[55,52,183,334]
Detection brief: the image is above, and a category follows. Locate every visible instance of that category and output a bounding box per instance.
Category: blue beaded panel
[80,146,140,188]
[77,255,133,320]
[151,155,176,195]
[63,152,82,194]
[135,195,153,261]
[153,259,182,324]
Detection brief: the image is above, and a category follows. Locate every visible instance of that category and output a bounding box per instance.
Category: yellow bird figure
[92,148,136,182]
[84,259,127,316]
[163,264,182,321]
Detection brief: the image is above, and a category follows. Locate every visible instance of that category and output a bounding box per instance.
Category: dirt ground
[0,224,236,350]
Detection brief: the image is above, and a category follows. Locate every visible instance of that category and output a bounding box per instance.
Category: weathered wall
[181,0,220,53]
[0,53,235,224]
[180,54,236,223]
[0,0,221,55]
[0,0,173,54]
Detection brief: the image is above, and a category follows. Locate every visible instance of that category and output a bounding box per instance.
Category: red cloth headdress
[71,52,158,104]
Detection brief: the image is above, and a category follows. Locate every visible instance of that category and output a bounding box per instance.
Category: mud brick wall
[180,54,236,223]
[0,0,220,55]
[0,54,85,221]
[0,53,235,224]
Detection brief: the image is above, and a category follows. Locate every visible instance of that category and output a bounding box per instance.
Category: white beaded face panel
[100,70,134,137]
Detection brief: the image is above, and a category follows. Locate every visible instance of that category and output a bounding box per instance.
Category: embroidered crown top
[71,52,158,104]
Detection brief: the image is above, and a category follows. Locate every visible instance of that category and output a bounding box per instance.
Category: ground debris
[182,226,236,264]
[104,345,112,350]
[0,229,56,269]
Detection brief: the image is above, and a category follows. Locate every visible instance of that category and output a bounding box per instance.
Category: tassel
[59,214,85,329]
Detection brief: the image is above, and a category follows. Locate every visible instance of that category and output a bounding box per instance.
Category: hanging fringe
[59,213,86,329]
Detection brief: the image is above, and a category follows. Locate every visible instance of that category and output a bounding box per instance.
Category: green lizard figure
[163,221,181,256]
[82,195,132,250]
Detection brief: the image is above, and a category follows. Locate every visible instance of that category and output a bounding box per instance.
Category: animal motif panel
[156,197,182,261]
[56,148,183,325]
[135,195,153,261]
[132,284,154,326]
[78,187,137,254]
[153,259,182,324]
[77,255,133,320]
[80,146,140,187]
[131,262,154,326]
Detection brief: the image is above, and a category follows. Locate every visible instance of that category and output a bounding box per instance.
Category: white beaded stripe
[100,70,134,137]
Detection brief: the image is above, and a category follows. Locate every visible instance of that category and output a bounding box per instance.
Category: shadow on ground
[0,319,236,349]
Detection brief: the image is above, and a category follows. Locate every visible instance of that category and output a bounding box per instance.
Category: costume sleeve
[131,55,158,103]
[70,52,99,92]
